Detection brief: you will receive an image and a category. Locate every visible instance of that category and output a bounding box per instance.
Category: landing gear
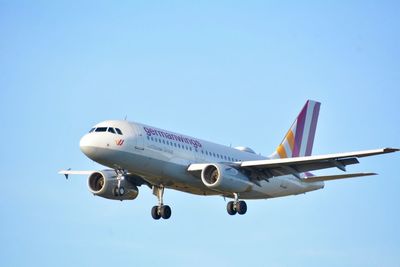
[226,193,247,216]
[151,185,172,220]
[113,169,126,197]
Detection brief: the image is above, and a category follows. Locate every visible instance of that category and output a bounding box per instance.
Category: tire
[160,205,172,219]
[151,206,161,220]
[113,187,119,197]
[227,201,237,215]
[118,186,125,196]
[237,201,247,215]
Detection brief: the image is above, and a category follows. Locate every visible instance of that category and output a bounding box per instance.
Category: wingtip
[383,148,400,153]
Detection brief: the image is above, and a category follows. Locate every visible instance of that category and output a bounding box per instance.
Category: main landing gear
[226,193,247,215]
[151,185,171,220]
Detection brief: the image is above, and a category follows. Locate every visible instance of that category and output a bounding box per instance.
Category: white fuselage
[79,120,324,199]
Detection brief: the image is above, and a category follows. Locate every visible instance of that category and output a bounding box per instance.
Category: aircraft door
[132,125,145,151]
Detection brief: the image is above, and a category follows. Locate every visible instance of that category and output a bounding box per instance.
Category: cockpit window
[95,127,107,132]
[108,127,116,134]
[89,128,95,133]
[115,128,123,135]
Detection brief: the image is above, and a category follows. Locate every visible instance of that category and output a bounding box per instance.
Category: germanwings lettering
[143,126,202,148]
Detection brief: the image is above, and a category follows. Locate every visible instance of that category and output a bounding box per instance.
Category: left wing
[188,148,399,180]
[58,170,95,179]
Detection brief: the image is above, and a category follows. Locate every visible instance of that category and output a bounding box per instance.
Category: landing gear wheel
[113,187,119,196]
[113,186,125,196]
[236,201,247,215]
[118,186,125,196]
[160,205,171,219]
[151,206,161,220]
[227,201,237,215]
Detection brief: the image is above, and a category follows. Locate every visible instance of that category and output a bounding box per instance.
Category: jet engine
[201,163,252,193]
[87,170,139,200]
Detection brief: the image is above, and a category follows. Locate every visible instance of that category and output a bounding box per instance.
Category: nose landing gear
[113,169,126,198]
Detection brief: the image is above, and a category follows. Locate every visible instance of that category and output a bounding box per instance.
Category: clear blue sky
[1,1,399,266]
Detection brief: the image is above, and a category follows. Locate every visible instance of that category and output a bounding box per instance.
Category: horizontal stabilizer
[302,172,377,183]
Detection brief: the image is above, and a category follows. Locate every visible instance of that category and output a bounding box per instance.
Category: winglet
[59,168,71,179]
[383,148,400,153]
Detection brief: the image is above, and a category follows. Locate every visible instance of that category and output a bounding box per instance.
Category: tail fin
[270,100,321,159]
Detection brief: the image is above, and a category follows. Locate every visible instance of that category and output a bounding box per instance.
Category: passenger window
[95,127,107,132]
[174,143,177,147]
[108,127,116,134]
[163,140,165,144]
[89,128,95,133]
[115,128,123,135]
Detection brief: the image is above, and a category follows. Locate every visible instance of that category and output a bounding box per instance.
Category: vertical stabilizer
[270,100,321,159]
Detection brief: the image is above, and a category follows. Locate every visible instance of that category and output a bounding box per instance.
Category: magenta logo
[144,126,202,149]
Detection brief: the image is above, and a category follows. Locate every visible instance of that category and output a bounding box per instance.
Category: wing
[188,148,399,181]
[58,170,96,179]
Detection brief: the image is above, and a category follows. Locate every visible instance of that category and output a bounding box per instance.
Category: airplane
[59,100,399,220]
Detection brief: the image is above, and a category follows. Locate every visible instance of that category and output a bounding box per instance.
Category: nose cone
[80,134,97,158]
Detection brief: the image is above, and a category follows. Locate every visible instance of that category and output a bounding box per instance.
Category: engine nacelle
[87,170,139,200]
[201,163,252,193]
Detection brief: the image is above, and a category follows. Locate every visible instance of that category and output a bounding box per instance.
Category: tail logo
[115,139,124,146]
[273,100,320,159]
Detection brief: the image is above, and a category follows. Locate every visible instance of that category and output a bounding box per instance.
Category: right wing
[238,148,398,179]
[187,148,398,182]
